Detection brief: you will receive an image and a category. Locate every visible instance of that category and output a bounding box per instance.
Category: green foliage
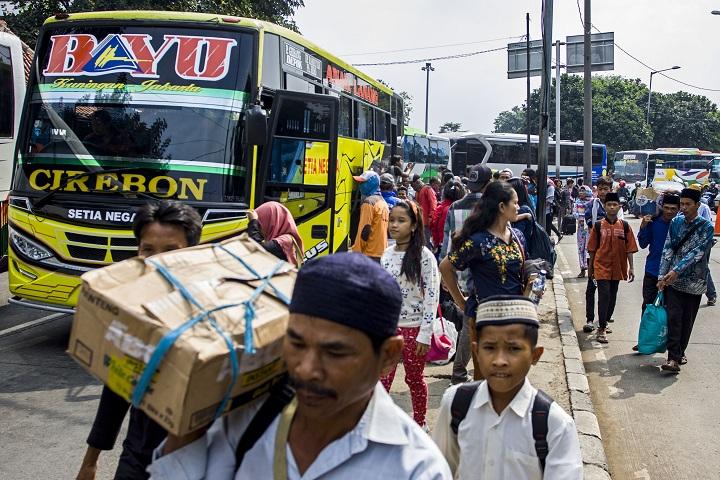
[493,74,720,154]
[2,0,304,46]
[438,122,462,133]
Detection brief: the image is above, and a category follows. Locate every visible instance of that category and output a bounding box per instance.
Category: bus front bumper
[8,254,82,311]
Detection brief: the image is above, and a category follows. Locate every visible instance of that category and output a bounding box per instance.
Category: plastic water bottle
[530,270,547,305]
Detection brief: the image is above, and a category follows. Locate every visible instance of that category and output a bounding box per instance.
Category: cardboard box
[67,235,294,436]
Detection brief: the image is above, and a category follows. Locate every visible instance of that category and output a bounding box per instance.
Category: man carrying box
[147,253,451,479]
[77,201,203,480]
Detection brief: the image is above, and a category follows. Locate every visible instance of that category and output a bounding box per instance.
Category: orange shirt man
[352,171,389,260]
[587,192,638,343]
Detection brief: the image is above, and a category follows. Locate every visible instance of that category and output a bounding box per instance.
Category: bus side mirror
[245,105,267,146]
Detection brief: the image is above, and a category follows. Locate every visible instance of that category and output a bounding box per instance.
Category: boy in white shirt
[433,295,583,479]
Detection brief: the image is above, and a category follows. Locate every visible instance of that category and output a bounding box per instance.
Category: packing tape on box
[131,254,289,420]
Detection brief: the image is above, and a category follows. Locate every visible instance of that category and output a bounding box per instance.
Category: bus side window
[374,109,386,143]
[339,96,352,137]
[354,101,373,139]
[0,45,13,138]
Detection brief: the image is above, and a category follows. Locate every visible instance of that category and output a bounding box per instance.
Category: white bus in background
[446,132,608,181]
[610,148,715,188]
[0,26,29,271]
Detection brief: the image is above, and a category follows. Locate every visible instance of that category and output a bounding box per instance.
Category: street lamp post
[646,65,681,124]
[421,62,434,133]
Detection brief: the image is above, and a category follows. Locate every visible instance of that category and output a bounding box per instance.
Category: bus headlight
[9,227,53,261]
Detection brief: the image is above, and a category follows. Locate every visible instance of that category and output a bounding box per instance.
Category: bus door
[258,91,339,261]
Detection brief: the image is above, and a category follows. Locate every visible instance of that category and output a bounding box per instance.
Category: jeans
[546,212,562,237]
[641,273,659,316]
[707,270,716,299]
[451,315,473,383]
[597,280,619,330]
[665,286,702,362]
[585,276,596,322]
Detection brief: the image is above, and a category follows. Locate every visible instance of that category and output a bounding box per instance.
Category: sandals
[661,360,681,372]
[578,269,587,278]
[596,329,609,344]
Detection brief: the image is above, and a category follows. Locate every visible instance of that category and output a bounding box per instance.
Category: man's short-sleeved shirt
[448,229,525,316]
[587,218,638,280]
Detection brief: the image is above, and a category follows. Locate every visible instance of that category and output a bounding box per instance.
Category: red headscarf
[255,202,304,266]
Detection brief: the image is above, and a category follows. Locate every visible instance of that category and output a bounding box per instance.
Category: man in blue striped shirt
[657,188,715,372]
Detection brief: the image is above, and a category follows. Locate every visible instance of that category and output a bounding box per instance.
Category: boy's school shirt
[433,378,582,480]
[586,218,639,281]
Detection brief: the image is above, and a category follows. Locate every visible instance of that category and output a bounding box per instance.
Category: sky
[294,0,720,135]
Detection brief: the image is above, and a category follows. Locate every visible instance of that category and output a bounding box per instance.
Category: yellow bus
[7,11,404,312]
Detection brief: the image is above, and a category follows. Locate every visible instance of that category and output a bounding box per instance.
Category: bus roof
[42,10,394,96]
[450,131,605,148]
[616,148,716,155]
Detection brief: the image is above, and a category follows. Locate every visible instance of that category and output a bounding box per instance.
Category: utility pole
[555,40,561,181]
[526,12,531,169]
[537,0,553,228]
[422,62,434,133]
[582,0,592,186]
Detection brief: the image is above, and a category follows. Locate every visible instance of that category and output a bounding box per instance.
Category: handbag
[637,292,668,355]
[426,306,458,365]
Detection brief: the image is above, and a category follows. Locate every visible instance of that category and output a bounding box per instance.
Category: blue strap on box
[130,251,289,420]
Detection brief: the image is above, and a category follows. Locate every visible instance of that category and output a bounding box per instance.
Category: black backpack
[525,211,557,277]
[450,382,554,472]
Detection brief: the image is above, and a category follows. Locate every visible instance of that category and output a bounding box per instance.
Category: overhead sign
[507,40,543,79]
[565,32,614,73]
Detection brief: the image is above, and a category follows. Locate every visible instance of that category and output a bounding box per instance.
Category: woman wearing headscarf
[247,201,305,267]
[572,186,592,277]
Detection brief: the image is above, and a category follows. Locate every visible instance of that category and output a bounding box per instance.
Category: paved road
[557,216,720,480]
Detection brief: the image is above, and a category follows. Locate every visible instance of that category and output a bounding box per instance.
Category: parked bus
[610,148,714,187]
[0,24,30,273]
[447,132,607,181]
[399,126,451,181]
[7,11,403,312]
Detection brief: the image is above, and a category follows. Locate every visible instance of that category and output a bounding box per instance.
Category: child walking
[381,200,440,428]
[433,296,582,479]
[587,192,639,343]
[573,186,592,277]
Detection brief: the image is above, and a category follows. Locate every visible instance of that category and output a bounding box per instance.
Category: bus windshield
[14,25,254,205]
[612,152,647,183]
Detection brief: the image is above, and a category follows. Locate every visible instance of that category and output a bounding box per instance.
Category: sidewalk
[387,278,609,479]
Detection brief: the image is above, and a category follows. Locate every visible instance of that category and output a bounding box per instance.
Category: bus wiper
[32,167,145,210]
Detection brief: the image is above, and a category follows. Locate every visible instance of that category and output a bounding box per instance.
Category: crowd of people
[73,155,716,479]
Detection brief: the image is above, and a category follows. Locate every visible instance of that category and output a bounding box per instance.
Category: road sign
[565,32,614,73]
[507,39,543,79]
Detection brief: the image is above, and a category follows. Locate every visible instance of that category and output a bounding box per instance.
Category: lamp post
[646,66,681,124]
[421,62,434,133]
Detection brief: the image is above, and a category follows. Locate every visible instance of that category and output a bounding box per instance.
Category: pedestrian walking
[508,177,534,242]
[430,180,465,254]
[657,188,715,372]
[432,296,583,479]
[440,164,492,385]
[586,192,638,343]
[545,178,563,241]
[498,168,513,182]
[583,176,624,332]
[412,174,438,242]
[247,201,304,267]
[689,184,717,305]
[76,201,203,480]
[522,168,538,211]
[572,186,592,277]
[352,170,389,261]
[631,194,680,352]
[440,181,527,381]
[380,200,440,429]
[148,253,452,479]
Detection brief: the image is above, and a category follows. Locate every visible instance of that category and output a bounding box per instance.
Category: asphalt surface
[557,216,720,480]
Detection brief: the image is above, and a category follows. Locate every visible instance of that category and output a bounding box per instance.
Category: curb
[552,272,612,480]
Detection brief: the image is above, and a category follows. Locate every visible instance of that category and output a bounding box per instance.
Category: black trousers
[641,273,659,316]
[546,212,562,237]
[585,276,596,322]
[665,286,702,362]
[597,280,620,330]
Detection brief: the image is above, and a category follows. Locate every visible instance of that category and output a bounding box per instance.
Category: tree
[438,122,462,133]
[2,0,304,45]
[491,74,720,155]
[398,91,413,127]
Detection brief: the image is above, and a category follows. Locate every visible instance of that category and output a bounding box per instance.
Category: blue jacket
[637,216,671,277]
[381,191,399,209]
